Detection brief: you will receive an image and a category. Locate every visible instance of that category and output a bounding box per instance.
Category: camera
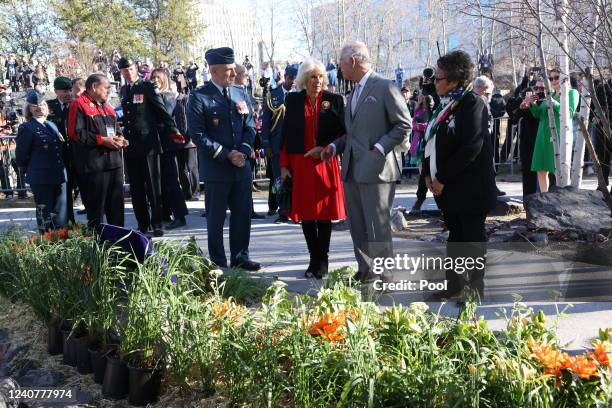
[259,76,270,89]
[537,91,546,100]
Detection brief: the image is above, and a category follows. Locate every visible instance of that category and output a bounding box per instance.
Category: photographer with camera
[526,68,579,193]
[507,69,542,196]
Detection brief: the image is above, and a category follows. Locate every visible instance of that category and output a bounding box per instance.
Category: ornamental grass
[0,229,610,407]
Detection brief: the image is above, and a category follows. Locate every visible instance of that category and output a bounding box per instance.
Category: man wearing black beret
[187,47,260,271]
[119,57,184,237]
[47,76,78,222]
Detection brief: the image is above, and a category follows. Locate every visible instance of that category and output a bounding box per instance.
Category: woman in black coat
[421,50,496,301]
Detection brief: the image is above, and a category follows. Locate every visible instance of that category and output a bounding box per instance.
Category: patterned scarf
[416,84,472,165]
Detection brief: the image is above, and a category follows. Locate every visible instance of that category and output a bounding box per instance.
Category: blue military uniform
[15,92,67,232]
[187,47,259,270]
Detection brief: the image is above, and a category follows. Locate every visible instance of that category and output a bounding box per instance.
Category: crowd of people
[5,40,612,301]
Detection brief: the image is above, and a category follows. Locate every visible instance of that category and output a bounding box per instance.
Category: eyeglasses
[434,77,447,82]
[549,76,560,80]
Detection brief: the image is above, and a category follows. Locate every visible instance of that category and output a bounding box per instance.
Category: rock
[524,186,612,233]
[6,358,39,380]
[490,197,524,216]
[0,328,8,343]
[488,229,518,243]
[17,368,63,387]
[529,233,549,244]
[390,208,408,232]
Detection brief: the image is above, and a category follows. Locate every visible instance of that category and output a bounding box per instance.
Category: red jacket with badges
[67,92,123,175]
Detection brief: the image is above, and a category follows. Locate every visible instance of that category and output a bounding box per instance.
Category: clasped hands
[425,176,444,196]
[228,150,247,167]
[102,135,128,150]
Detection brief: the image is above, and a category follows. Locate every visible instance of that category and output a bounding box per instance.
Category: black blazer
[282,90,345,154]
[423,92,496,214]
[120,78,179,158]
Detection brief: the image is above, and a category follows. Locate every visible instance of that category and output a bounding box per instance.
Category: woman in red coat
[280,58,346,279]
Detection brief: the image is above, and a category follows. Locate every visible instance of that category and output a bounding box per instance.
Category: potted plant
[121,252,168,406]
[78,240,129,383]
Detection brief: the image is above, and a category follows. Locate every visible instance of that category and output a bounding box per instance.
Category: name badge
[133,94,144,104]
[106,126,116,137]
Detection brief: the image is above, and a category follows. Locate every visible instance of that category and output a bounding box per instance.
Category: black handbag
[277,177,292,213]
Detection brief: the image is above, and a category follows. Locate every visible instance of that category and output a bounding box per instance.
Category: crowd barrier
[1,116,604,199]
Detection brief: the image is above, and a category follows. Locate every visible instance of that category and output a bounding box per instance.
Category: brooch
[321,101,330,110]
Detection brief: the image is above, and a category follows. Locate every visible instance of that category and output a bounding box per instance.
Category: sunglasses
[533,86,545,91]
[549,76,560,80]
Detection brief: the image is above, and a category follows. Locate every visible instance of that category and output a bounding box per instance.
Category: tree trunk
[570,6,599,187]
[556,0,572,186]
[536,0,562,185]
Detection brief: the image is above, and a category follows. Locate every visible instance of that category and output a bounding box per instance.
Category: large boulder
[524,186,612,233]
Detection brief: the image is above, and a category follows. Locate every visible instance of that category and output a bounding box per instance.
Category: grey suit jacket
[333,73,412,183]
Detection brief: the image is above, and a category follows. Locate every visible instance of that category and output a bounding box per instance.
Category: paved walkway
[1,180,610,351]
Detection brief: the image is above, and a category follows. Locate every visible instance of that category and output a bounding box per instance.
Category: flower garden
[0,226,611,407]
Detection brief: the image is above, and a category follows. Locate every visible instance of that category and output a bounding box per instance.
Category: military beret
[205,47,235,65]
[26,89,45,104]
[285,64,299,78]
[117,57,135,69]
[53,76,72,91]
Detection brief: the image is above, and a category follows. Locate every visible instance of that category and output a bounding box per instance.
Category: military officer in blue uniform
[261,64,297,223]
[15,90,67,232]
[187,47,260,271]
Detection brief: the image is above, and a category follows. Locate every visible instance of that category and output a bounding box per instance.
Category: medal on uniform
[236,101,249,114]
[133,94,144,103]
[212,118,219,127]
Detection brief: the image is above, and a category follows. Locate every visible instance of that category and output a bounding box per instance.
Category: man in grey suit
[322,41,412,282]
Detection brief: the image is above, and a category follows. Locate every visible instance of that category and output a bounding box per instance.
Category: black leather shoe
[425,289,461,302]
[266,209,277,216]
[274,215,289,224]
[251,212,266,220]
[166,217,186,230]
[231,258,261,271]
[153,228,164,237]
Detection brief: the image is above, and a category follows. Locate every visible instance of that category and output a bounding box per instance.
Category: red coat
[280,93,346,222]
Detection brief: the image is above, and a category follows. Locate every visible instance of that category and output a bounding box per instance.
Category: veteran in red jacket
[67,73,126,229]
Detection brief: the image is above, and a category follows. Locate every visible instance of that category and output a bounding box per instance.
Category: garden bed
[0,226,610,407]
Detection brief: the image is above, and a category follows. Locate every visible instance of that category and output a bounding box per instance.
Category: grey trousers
[343,180,395,279]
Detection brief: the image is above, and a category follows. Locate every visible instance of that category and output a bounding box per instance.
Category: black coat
[120,78,179,158]
[282,90,345,154]
[422,92,496,214]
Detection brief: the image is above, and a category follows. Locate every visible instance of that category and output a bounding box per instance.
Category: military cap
[285,64,299,78]
[26,89,45,104]
[53,76,72,91]
[117,57,135,69]
[205,47,235,65]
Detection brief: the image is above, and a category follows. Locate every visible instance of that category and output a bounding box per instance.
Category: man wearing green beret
[48,76,78,222]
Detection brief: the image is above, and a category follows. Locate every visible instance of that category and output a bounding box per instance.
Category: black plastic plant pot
[47,321,63,355]
[127,362,162,406]
[89,347,108,384]
[75,336,93,374]
[61,330,77,366]
[102,354,129,399]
